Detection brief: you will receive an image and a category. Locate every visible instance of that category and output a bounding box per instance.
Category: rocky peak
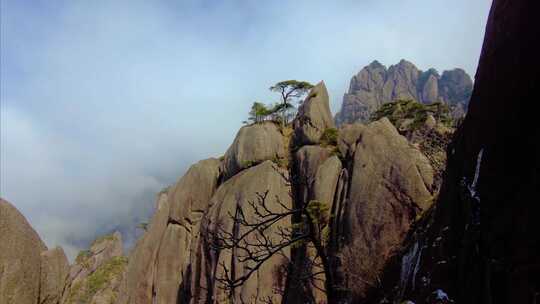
[293,81,335,146]
[368,59,385,69]
[335,60,473,125]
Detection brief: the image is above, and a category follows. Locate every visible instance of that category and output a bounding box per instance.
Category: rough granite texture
[221,122,286,180]
[0,198,47,304]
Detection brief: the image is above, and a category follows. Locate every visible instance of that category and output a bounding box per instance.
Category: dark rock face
[335,60,473,125]
[368,0,540,303]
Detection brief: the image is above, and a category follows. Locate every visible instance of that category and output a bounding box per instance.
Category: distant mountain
[335,59,473,125]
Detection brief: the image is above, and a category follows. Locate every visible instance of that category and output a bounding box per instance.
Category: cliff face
[365,0,540,303]
[335,60,473,125]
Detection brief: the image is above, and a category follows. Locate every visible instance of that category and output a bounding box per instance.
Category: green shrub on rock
[320,127,338,146]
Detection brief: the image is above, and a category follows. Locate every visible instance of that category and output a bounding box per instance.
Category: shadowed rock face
[365,1,540,303]
[335,60,473,125]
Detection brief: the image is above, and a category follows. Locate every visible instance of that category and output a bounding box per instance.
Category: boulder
[341,118,434,297]
[221,122,286,180]
[0,198,47,304]
[294,81,335,145]
[40,247,69,304]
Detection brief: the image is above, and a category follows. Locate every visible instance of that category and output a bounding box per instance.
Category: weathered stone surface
[222,122,286,179]
[335,60,473,125]
[154,224,190,304]
[198,161,292,304]
[294,145,332,205]
[40,247,69,304]
[116,192,169,304]
[0,198,47,304]
[337,123,365,158]
[169,158,221,224]
[341,118,434,297]
[294,81,335,145]
[312,156,342,209]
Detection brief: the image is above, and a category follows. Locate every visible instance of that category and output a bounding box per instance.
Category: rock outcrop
[340,118,434,298]
[335,60,473,125]
[221,122,286,180]
[0,199,47,304]
[294,81,335,145]
[62,232,126,304]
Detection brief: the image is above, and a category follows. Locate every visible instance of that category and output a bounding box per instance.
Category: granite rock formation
[335,60,473,125]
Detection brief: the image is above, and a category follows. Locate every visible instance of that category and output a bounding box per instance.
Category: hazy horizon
[0,0,491,260]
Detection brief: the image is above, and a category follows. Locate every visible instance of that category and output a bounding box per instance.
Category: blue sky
[0,0,491,259]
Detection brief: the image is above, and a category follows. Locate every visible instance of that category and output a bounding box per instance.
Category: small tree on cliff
[270,80,314,126]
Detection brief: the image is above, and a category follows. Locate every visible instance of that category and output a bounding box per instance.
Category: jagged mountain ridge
[335,59,473,125]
